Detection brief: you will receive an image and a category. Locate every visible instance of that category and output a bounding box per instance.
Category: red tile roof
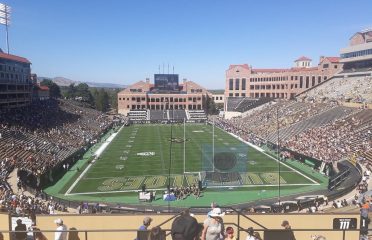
[324,57,340,63]
[229,64,250,70]
[252,67,319,73]
[295,56,312,62]
[39,86,49,91]
[0,52,31,64]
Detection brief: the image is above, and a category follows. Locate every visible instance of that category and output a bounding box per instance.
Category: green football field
[64,123,321,197]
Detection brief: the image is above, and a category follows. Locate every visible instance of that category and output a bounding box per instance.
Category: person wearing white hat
[54,219,67,240]
[202,208,225,240]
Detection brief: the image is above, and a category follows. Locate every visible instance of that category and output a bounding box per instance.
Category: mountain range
[37,77,127,89]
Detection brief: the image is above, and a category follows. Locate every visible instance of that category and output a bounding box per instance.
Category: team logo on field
[238,153,247,158]
[126,145,132,148]
[192,130,204,133]
[168,138,189,143]
[115,165,124,170]
[248,161,257,165]
[120,156,127,160]
[137,152,155,156]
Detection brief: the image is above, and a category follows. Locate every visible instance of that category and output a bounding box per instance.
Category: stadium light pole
[0,3,11,54]
[276,106,281,206]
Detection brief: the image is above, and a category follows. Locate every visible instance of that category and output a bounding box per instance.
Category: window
[334,65,338,69]
[241,93,246,97]
[300,76,303,88]
[242,78,246,90]
[235,93,239,97]
[312,76,315,87]
[235,78,240,90]
[305,76,309,88]
[119,98,122,100]
[229,79,233,90]
[318,76,321,84]
[323,64,329,68]
[229,93,233,97]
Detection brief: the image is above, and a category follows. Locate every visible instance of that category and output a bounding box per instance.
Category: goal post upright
[212,118,215,172]
[183,118,186,174]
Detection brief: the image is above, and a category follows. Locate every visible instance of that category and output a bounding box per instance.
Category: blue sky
[2,0,372,89]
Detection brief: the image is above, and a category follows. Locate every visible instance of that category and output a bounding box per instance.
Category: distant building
[0,50,32,108]
[117,74,211,115]
[340,28,372,70]
[212,93,224,104]
[33,85,50,100]
[225,56,342,102]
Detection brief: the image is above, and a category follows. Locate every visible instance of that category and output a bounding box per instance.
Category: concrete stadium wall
[32,213,360,240]
[340,101,372,109]
[0,213,10,240]
[224,111,241,119]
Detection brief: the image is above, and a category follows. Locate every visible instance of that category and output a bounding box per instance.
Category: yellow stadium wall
[32,213,360,240]
[0,213,10,240]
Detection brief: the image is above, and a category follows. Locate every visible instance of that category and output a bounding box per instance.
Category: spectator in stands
[148,226,164,240]
[224,227,236,240]
[245,227,255,240]
[171,210,199,240]
[32,225,47,240]
[280,220,296,240]
[207,202,218,217]
[139,217,153,231]
[54,218,68,240]
[201,208,225,240]
[68,227,80,240]
[14,219,27,240]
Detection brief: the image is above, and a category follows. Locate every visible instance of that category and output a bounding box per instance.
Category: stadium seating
[149,110,168,121]
[235,97,272,112]
[0,99,113,176]
[128,110,149,121]
[188,110,207,121]
[226,97,244,111]
[299,74,372,103]
[169,110,187,121]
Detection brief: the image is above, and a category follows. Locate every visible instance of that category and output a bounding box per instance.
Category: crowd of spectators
[212,100,372,164]
[283,110,372,163]
[0,99,115,216]
[300,75,372,104]
[0,99,113,176]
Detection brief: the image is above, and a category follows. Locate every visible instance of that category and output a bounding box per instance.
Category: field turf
[67,124,320,196]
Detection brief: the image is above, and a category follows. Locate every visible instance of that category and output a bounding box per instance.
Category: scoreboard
[154,74,179,91]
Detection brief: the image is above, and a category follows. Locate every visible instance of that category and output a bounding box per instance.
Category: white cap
[209,208,225,217]
[54,219,63,225]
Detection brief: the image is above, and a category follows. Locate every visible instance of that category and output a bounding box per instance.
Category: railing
[0,228,362,240]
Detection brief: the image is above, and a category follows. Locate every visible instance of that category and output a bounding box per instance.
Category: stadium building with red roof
[117,74,211,115]
[0,49,33,108]
[225,56,342,103]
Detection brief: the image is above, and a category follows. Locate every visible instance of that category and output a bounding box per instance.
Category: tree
[95,88,109,112]
[65,83,76,99]
[75,83,94,104]
[206,96,218,115]
[40,79,61,98]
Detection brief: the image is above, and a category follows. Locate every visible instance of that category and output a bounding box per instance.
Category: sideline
[65,126,124,195]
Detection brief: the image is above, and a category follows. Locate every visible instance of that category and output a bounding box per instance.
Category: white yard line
[218,127,320,185]
[64,126,123,196]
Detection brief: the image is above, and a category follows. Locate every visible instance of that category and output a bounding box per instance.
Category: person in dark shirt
[171,210,200,240]
[14,219,27,240]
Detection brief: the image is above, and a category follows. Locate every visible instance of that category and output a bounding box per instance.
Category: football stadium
[1,2,372,240]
